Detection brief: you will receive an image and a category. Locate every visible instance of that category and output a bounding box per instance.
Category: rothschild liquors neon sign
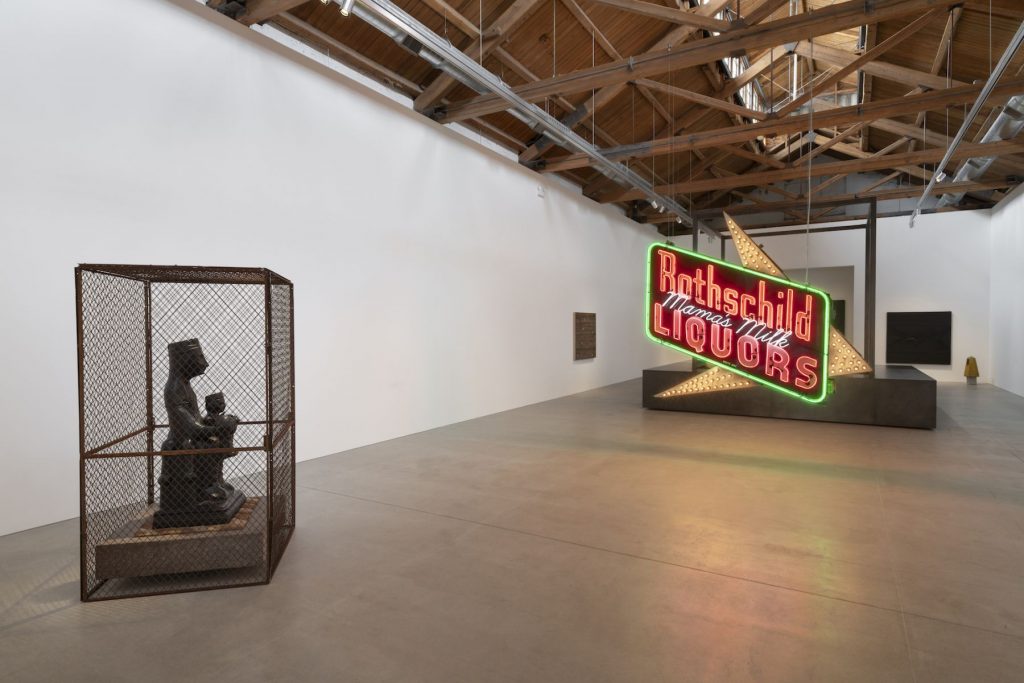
[646,243,831,403]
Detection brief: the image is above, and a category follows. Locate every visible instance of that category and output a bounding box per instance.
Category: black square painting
[886,311,952,365]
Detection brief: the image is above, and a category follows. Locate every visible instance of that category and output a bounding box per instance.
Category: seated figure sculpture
[153,339,245,529]
[195,391,237,500]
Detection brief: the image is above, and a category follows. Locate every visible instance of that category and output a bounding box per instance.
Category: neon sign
[646,243,831,403]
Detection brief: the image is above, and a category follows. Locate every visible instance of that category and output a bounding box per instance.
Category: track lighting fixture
[340,0,356,16]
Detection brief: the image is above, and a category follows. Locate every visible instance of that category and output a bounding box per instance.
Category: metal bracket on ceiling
[423,106,447,121]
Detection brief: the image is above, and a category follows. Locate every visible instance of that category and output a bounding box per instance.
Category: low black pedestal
[643,363,937,429]
[153,489,246,529]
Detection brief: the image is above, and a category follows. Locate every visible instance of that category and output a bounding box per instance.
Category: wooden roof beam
[439,0,960,123]
[517,0,734,163]
[560,1,675,129]
[961,2,1024,21]
[275,13,422,92]
[812,133,932,181]
[774,10,942,118]
[559,0,787,191]
[661,180,1009,221]
[236,0,307,26]
[636,78,766,121]
[584,0,733,32]
[802,137,916,213]
[543,77,1022,172]
[492,47,671,187]
[740,0,793,27]
[273,13,526,151]
[421,0,479,37]
[792,42,966,91]
[685,132,808,208]
[491,37,673,188]
[797,123,865,165]
[718,205,983,230]
[414,0,543,112]
[581,47,786,197]
[611,139,1024,200]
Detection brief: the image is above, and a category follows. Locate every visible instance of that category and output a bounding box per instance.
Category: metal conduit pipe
[347,0,706,234]
[936,94,1024,207]
[349,5,479,89]
[341,2,557,138]
[910,19,1024,226]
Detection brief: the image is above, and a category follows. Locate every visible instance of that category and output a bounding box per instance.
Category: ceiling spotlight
[340,0,356,16]
[676,217,683,224]
[650,200,659,210]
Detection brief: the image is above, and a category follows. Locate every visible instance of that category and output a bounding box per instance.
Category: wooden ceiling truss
[207,0,1024,231]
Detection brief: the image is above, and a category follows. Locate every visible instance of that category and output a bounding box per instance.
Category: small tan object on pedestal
[965,356,980,386]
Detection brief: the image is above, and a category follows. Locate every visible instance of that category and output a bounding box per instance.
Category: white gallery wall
[0,0,678,536]
[0,1,1019,539]
[804,267,856,344]
[729,210,993,384]
[990,188,1024,397]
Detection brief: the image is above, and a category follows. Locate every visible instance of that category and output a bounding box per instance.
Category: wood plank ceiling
[213,0,1024,232]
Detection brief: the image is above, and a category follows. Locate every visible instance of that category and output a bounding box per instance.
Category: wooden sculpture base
[95,497,265,579]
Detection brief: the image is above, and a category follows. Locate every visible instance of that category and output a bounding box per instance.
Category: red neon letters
[647,244,830,402]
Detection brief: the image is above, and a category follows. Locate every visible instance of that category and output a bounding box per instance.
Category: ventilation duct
[936,94,1024,207]
[911,19,1024,226]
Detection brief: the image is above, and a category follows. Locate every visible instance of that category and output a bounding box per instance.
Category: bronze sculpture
[153,339,245,529]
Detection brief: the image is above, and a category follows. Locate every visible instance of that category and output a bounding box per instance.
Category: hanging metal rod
[344,0,711,236]
[909,19,1024,227]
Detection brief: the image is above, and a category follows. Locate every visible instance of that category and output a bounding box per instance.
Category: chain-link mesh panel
[268,283,294,568]
[78,266,294,601]
[269,283,292,424]
[79,271,147,455]
[270,431,295,569]
[151,282,267,435]
[84,452,269,599]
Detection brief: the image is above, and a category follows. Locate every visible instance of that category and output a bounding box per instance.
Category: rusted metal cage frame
[75,264,296,602]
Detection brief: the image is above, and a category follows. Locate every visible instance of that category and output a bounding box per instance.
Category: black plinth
[152,490,246,529]
[643,363,937,429]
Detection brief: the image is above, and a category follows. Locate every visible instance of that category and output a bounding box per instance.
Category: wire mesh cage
[75,264,295,601]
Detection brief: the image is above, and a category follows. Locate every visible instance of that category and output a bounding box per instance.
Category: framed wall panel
[886,311,952,365]
[574,313,596,361]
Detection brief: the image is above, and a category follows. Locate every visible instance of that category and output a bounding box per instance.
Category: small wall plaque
[574,312,596,360]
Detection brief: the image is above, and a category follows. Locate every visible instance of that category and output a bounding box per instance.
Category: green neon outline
[645,242,831,404]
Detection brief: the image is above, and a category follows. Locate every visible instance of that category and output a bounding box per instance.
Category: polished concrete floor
[3,380,1024,682]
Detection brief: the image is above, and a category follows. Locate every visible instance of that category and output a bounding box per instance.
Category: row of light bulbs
[320,0,355,16]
